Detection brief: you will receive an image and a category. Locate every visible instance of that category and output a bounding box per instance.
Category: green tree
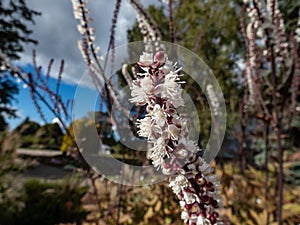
[0,0,40,60]
[127,1,243,144]
[61,112,116,152]
[0,0,40,130]
[0,75,18,131]
[278,0,300,34]
[128,0,243,93]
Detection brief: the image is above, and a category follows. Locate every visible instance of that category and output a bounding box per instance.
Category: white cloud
[19,0,141,87]
[51,117,64,131]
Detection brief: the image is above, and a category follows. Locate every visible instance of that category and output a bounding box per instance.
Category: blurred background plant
[0,0,299,224]
[0,128,89,225]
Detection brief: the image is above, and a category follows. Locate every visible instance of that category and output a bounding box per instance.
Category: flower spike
[130,51,222,225]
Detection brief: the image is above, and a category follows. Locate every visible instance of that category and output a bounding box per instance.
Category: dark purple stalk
[269,1,283,222]
[270,43,283,225]
[106,0,122,74]
[192,31,202,53]
[288,34,300,128]
[239,93,248,173]
[247,1,284,221]
[46,59,54,85]
[264,122,270,225]
[54,59,64,116]
[168,0,175,43]
[27,73,47,124]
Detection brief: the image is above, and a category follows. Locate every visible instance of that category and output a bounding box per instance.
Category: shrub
[15,177,88,225]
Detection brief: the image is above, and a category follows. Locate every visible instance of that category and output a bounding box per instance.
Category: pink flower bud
[154,51,166,63]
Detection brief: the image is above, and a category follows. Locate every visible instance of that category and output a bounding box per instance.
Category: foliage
[174,0,243,80]
[0,0,40,60]
[0,172,25,225]
[278,0,300,34]
[61,122,76,152]
[239,0,300,222]
[14,117,41,135]
[128,5,169,42]
[35,122,63,149]
[61,112,117,152]
[0,74,19,131]
[127,0,243,144]
[61,112,145,165]
[0,131,26,225]
[0,0,40,129]
[0,176,88,225]
[12,118,63,149]
[16,177,88,225]
[0,130,88,225]
[82,179,183,225]
[78,162,300,225]
[220,163,300,224]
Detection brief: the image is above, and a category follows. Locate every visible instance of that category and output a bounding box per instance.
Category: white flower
[190,214,198,224]
[139,52,153,66]
[183,191,197,204]
[140,76,153,93]
[206,84,219,116]
[198,161,214,176]
[197,216,212,225]
[150,137,167,168]
[77,24,86,34]
[196,216,212,225]
[151,104,167,127]
[137,115,162,140]
[178,137,199,154]
[137,116,152,138]
[154,72,185,108]
[162,163,173,175]
[176,148,188,159]
[179,200,185,208]
[162,60,175,74]
[169,174,189,194]
[167,124,180,140]
[130,83,148,105]
[181,211,189,221]
[130,76,153,105]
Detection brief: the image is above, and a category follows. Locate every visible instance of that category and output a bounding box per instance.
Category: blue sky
[8,64,77,129]
[7,63,102,130]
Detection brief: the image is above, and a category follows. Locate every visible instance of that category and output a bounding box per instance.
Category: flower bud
[154,51,166,63]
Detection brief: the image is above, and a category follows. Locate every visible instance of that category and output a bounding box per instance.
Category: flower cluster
[130,51,222,225]
[71,0,100,65]
[241,0,299,109]
[130,0,162,52]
